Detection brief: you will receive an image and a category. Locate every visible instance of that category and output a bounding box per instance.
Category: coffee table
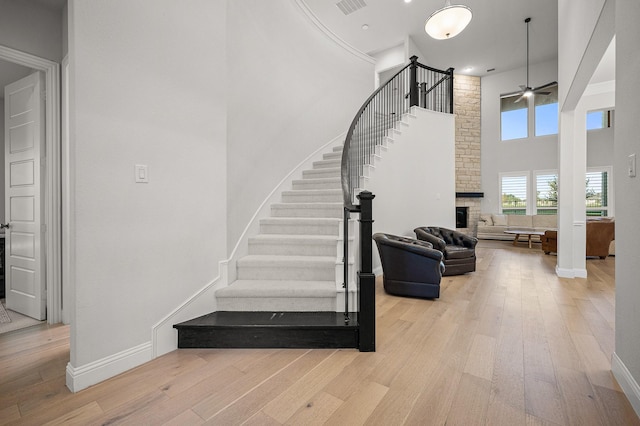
[504,230,545,248]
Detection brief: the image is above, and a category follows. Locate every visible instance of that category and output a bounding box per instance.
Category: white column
[557,85,615,278]
[557,109,586,278]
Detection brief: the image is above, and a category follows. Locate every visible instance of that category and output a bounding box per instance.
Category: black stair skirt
[174,311,359,349]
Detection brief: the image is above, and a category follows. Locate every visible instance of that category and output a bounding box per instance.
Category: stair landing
[174,311,359,349]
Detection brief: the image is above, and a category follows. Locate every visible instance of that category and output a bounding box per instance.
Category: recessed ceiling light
[464,66,473,72]
[361,24,369,30]
[404,0,412,3]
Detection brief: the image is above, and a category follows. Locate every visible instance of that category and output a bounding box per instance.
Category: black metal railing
[341,56,454,351]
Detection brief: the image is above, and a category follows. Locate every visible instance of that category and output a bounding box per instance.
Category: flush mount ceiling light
[424,0,472,40]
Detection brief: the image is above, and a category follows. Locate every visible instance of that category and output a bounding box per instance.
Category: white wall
[613,0,640,417]
[367,108,456,270]
[226,0,374,253]
[556,0,614,279]
[587,117,614,167]
[558,0,607,108]
[372,44,404,74]
[480,59,614,215]
[480,60,558,212]
[405,35,428,65]
[0,0,63,62]
[68,0,227,389]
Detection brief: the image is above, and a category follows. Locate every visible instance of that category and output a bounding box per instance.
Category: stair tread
[295,177,341,182]
[216,280,336,297]
[272,202,342,207]
[251,234,338,241]
[261,217,341,223]
[282,189,342,194]
[304,167,340,172]
[239,254,336,262]
[175,311,357,328]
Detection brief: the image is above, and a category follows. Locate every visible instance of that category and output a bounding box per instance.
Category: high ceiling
[302,0,558,76]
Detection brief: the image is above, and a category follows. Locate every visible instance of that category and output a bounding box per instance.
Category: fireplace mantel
[456,192,484,198]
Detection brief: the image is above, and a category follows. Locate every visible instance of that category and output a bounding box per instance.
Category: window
[501,84,559,140]
[586,168,612,216]
[497,168,613,217]
[501,95,528,140]
[500,173,528,215]
[534,84,558,136]
[587,109,613,130]
[536,171,558,215]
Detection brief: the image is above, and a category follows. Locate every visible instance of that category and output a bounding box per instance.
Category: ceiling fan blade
[534,91,551,96]
[533,81,557,92]
[519,85,528,91]
[514,94,526,103]
[501,89,523,98]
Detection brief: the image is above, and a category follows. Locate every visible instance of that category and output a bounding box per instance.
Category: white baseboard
[66,341,153,393]
[151,260,229,358]
[612,352,640,418]
[556,265,588,278]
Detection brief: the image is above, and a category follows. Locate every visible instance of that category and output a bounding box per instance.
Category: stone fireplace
[454,74,482,237]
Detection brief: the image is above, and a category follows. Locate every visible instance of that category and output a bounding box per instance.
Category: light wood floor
[1,241,638,425]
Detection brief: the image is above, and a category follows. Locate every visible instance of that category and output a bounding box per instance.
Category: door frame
[1,44,62,324]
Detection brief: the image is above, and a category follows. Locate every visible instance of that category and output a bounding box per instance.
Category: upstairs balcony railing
[341,56,454,351]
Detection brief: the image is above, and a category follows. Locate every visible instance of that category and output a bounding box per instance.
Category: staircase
[215,145,352,312]
[174,56,453,351]
[174,144,359,349]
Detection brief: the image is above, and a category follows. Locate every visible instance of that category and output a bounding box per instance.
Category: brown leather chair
[540,219,614,258]
[541,230,557,254]
[586,218,615,258]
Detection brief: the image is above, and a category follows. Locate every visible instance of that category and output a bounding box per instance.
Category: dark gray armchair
[414,226,477,276]
[373,233,445,299]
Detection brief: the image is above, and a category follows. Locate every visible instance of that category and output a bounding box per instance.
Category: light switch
[629,154,636,178]
[135,164,149,183]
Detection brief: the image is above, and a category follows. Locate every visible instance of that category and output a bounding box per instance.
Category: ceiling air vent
[336,0,367,15]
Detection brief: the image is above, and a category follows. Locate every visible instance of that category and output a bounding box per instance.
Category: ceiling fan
[510,17,557,103]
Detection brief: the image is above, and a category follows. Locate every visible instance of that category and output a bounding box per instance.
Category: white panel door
[4,72,46,320]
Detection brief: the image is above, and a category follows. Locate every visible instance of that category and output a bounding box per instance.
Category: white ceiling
[303,0,559,76]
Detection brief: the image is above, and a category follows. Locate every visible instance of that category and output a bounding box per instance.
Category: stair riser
[176,325,357,347]
[215,298,337,312]
[313,160,341,169]
[260,223,339,235]
[303,169,340,179]
[323,152,342,160]
[249,241,337,256]
[271,206,342,218]
[282,194,342,203]
[292,180,341,190]
[237,265,335,281]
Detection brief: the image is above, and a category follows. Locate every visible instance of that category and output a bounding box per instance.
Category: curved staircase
[215,145,351,312]
[174,56,453,351]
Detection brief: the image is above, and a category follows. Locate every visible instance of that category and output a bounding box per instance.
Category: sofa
[414,226,477,276]
[477,213,557,241]
[372,233,445,299]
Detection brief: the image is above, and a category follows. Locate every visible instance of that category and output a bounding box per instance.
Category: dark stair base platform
[174,311,359,349]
